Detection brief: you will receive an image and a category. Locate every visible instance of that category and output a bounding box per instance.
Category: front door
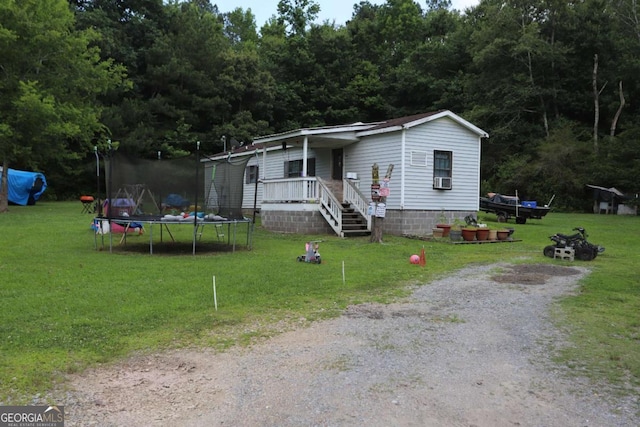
[331,149,343,180]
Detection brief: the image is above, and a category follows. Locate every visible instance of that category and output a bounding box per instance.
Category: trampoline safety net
[205,156,251,220]
[104,152,250,220]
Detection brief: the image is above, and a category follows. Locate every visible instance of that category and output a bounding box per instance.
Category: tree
[276,0,320,36]
[223,7,259,48]
[388,6,467,114]
[0,0,127,210]
[464,0,576,197]
[75,0,276,156]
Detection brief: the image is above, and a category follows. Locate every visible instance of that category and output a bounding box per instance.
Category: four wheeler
[543,227,605,261]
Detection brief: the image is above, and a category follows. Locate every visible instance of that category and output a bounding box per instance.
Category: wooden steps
[341,203,369,237]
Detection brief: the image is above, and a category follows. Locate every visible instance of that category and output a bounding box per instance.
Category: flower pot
[461,228,477,241]
[488,229,498,241]
[449,229,462,242]
[476,228,490,241]
[436,224,451,237]
[432,227,444,238]
[497,230,510,241]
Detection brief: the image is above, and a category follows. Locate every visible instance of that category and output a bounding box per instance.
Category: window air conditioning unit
[433,176,452,190]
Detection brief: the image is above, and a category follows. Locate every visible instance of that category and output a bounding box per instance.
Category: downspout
[252,151,259,224]
[400,127,406,209]
[477,135,484,210]
[302,136,308,177]
[262,144,267,181]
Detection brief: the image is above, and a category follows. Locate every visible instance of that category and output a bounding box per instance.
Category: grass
[0,201,638,402]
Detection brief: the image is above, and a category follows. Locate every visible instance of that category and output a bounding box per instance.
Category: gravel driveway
[59,263,639,426]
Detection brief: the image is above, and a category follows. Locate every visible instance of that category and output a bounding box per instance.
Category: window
[245,165,258,184]
[433,150,452,190]
[284,158,315,177]
[433,150,452,178]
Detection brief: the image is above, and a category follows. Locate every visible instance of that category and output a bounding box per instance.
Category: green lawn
[0,201,638,402]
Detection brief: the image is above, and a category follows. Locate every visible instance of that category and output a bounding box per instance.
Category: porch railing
[317,178,343,236]
[262,177,318,202]
[343,179,372,231]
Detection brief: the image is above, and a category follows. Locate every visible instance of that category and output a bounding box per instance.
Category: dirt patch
[50,263,638,426]
[491,263,582,285]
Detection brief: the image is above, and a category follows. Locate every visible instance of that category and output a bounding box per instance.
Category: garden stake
[212,275,218,311]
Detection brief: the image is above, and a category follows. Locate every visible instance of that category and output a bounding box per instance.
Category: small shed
[586,184,635,215]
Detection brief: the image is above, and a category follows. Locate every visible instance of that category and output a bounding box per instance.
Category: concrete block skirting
[260,207,476,237]
[261,209,334,235]
[382,210,477,236]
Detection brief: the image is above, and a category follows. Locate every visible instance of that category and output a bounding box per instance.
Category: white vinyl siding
[344,117,480,211]
[344,133,403,208]
[402,117,480,211]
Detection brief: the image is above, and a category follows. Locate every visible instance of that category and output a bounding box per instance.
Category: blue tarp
[163,193,190,209]
[0,167,47,206]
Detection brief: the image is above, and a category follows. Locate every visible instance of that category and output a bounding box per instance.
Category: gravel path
[58,263,639,426]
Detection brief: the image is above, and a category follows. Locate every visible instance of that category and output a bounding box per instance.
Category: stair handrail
[317,177,343,236]
[343,179,371,231]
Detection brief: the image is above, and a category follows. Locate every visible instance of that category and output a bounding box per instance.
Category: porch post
[302,136,308,177]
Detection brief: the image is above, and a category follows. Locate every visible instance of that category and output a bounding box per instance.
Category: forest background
[1,0,640,213]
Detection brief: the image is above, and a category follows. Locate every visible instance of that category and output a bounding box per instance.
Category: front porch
[260,177,371,237]
[258,177,477,237]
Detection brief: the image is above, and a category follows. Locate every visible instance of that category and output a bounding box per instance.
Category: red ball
[410,254,420,264]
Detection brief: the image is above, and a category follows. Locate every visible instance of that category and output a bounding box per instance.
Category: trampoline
[94,215,252,254]
[93,142,254,255]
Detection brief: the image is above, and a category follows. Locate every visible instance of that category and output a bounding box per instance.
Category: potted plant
[461,225,477,241]
[449,219,465,242]
[476,226,490,241]
[436,209,451,237]
[497,229,510,240]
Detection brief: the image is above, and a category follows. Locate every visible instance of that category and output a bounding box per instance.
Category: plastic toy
[297,241,322,264]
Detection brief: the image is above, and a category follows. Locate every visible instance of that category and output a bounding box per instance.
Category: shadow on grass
[98,241,250,255]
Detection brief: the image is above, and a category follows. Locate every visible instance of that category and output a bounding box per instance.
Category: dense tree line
[2,0,639,211]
